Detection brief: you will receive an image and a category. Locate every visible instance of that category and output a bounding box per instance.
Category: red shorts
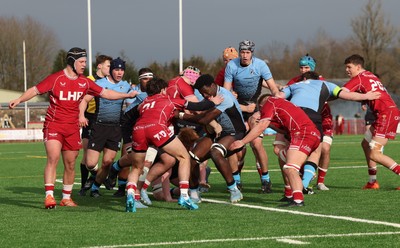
[288,127,321,156]
[372,107,400,140]
[43,122,81,151]
[131,123,174,152]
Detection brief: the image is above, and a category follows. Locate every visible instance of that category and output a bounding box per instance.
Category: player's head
[95,54,112,77]
[239,40,255,66]
[66,47,87,75]
[109,57,125,82]
[194,74,217,99]
[257,93,273,108]
[178,127,200,151]
[138,68,154,91]
[181,66,201,85]
[222,46,238,64]
[301,71,320,81]
[146,78,168,96]
[344,54,365,78]
[299,54,316,72]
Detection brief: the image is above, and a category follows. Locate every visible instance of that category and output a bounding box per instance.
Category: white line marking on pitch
[203,198,400,228]
[84,231,400,248]
[276,238,310,245]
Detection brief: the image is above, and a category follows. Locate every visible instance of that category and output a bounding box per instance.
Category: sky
[1,0,400,68]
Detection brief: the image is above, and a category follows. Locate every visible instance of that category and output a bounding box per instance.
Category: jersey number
[370,79,386,92]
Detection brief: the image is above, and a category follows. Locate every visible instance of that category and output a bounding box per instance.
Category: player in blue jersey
[277,71,381,196]
[79,57,137,197]
[108,68,154,202]
[180,74,246,203]
[223,40,280,193]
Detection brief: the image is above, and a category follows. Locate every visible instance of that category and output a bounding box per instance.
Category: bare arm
[230,119,270,151]
[263,78,280,96]
[79,95,94,127]
[101,89,138,100]
[9,87,38,109]
[338,89,381,101]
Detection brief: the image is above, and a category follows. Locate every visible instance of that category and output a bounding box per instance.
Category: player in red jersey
[125,78,222,212]
[9,47,137,209]
[230,94,321,207]
[274,54,333,192]
[215,46,238,86]
[342,54,400,190]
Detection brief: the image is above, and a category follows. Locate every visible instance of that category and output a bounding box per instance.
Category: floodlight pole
[23,40,28,129]
[179,0,183,73]
[87,0,93,76]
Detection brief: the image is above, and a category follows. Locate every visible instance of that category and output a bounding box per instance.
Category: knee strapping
[369,140,384,153]
[282,163,301,172]
[189,151,201,164]
[139,167,149,181]
[279,149,287,163]
[211,143,227,157]
[322,136,333,145]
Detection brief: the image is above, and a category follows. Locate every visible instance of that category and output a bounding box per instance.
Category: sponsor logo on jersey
[59,91,84,101]
[78,82,87,88]
[60,82,66,87]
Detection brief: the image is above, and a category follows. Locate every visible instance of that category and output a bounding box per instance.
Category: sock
[256,162,262,177]
[368,167,377,183]
[205,166,211,183]
[62,184,73,200]
[126,182,137,196]
[112,161,121,171]
[284,185,293,198]
[80,163,89,187]
[179,181,189,199]
[261,172,270,182]
[142,179,150,191]
[317,167,328,184]
[292,190,304,203]
[389,163,400,175]
[91,180,101,191]
[232,171,241,183]
[134,194,141,201]
[45,184,55,197]
[227,181,237,191]
[302,162,317,188]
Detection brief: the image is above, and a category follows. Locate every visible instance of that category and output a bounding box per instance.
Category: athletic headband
[138,72,154,80]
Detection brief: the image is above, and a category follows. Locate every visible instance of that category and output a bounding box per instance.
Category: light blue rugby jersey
[282,79,341,113]
[224,57,273,103]
[124,84,147,113]
[214,86,246,135]
[94,77,132,123]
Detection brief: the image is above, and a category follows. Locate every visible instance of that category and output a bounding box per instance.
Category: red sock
[284,185,293,198]
[134,194,141,201]
[389,164,400,175]
[317,168,327,184]
[292,190,304,203]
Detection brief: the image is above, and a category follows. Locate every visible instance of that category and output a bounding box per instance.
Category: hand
[128,90,138,98]
[9,99,20,109]
[246,103,256,113]
[213,122,222,138]
[230,140,245,151]
[79,116,89,127]
[231,91,238,99]
[365,91,381,100]
[210,94,224,105]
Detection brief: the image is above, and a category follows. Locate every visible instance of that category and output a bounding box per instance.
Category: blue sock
[91,182,100,191]
[118,179,127,186]
[302,163,316,188]
[112,161,121,171]
[232,171,241,183]
[261,172,270,182]
[227,182,237,191]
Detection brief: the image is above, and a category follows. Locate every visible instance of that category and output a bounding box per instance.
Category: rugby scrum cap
[299,54,316,71]
[223,46,239,60]
[239,40,255,52]
[110,57,126,71]
[182,66,201,85]
[66,47,87,73]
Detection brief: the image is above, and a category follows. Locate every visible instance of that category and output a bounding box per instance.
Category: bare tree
[0,16,60,91]
[351,0,397,73]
